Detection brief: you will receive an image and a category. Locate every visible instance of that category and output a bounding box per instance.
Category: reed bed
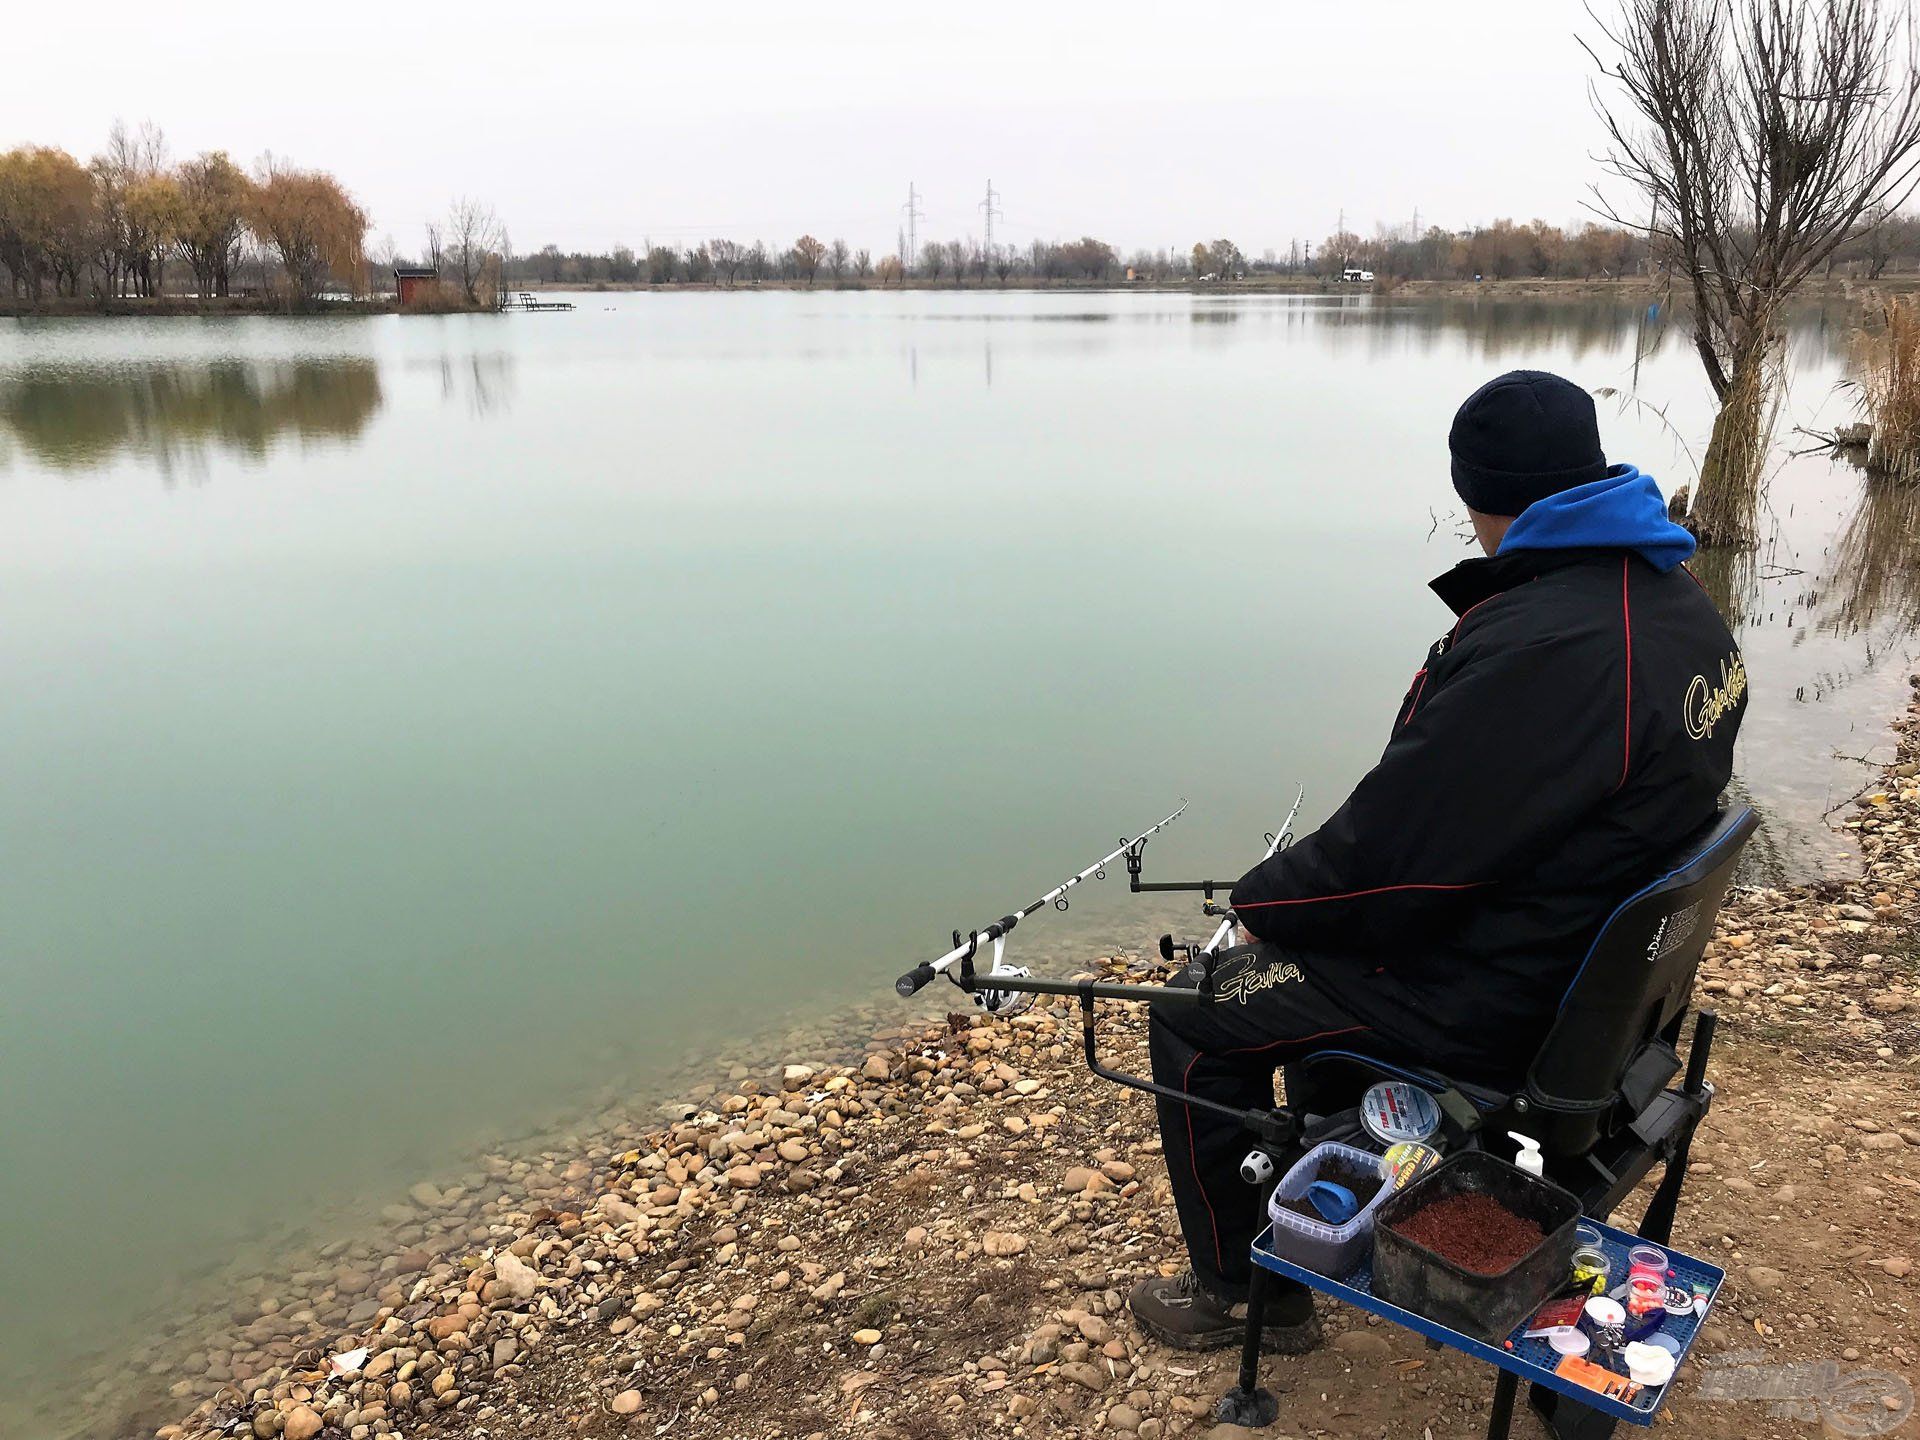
[1854,297,1920,485]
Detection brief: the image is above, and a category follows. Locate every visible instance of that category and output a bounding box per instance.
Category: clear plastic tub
[1263,1141,1397,1279]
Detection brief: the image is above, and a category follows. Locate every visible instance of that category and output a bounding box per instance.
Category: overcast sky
[8,0,1629,258]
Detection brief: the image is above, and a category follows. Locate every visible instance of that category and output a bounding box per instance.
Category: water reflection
[1688,542,1761,630]
[1818,476,1920,637]
[418,352,515,417]
[0,358,382,478]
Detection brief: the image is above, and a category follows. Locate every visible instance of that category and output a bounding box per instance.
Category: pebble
[1333,1329,1391,1357]
[611,1388,643,1414]
[494,1249,540,1301]
[852,1328,883,1345]
[983,1231,1028,1256]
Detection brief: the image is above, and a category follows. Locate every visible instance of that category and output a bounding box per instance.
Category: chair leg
[1643,1009,1716,1245]
[1637,1122,1694,1246]
[1214,1154,1281,1429]
[1486,1369,1519,1440]
[1215,1265,1281,1427]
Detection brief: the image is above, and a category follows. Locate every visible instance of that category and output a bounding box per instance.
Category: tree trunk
[1690,336,1776,548]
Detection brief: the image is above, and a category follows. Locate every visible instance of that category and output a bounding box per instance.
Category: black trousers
[1148,945,1446,1301]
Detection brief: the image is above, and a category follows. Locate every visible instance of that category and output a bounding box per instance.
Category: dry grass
[400,278,487,314]
[1854,296,1920,483]
[1690,336,1782,548]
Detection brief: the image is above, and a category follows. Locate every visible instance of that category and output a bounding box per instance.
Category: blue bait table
[1249,1215,1725,1433]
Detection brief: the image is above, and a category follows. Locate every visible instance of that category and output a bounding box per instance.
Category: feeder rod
[895,800,1189,997]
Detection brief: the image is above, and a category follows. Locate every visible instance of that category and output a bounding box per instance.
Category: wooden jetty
[497,291,575,312]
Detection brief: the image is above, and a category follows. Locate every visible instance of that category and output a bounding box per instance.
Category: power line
[902,182,925,271]
[980,179,1003,258]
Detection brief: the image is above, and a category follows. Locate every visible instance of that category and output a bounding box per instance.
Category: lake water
[1,291,1912,1437]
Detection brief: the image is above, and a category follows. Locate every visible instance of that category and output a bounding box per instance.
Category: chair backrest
[1523,805,1758,1156]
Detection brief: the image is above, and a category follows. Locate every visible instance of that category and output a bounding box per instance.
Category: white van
[1340,267,1375,283]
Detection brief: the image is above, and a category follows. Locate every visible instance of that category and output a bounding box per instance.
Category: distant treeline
[0,123,372,307]
[512,214,1920,288]
[11,124,1919,306]
[510,235,1125,287]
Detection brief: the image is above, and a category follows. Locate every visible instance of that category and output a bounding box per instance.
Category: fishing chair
[935,804,1757,1438]
[1212,803,1759,1439]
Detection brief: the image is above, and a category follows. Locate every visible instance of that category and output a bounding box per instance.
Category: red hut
[394,266,438,307]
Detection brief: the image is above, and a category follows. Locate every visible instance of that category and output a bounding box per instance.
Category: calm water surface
[0,292,1910,1436]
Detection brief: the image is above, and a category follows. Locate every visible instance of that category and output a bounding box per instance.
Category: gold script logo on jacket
[1685,653,1748,741]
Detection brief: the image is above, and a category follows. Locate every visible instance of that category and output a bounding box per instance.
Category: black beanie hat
[1449,370,1608,516]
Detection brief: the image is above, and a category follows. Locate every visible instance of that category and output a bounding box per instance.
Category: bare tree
[853,247,872,281]
[446,197,503,306]
[1588,0,1920,544]
[1860,202,1898,275]
[793,233,826,287]
[710,238,745,287]
[827,237,850,283]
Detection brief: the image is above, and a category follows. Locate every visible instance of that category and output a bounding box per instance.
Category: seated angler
[1127,370,1748,1351]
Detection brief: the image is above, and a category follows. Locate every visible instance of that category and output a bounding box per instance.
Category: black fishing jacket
[1231,545,1747,1060]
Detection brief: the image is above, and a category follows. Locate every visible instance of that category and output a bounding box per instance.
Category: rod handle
[896,962,937,998]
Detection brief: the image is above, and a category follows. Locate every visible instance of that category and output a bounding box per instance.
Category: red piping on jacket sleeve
[1617,556,1634,792]
[1400,668,1430,727]
[1233,881,1487,910]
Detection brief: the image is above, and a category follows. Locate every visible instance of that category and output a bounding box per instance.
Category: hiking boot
[1127,1267,1322,1353]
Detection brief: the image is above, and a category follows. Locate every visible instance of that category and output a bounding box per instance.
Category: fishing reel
[972,964,1037,1017]
[953,929,1036,1017]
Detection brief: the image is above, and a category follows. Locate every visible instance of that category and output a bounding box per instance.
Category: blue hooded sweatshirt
[1496,464,1695,572]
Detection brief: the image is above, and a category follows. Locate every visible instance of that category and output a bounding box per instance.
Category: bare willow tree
[710,238,744,287]
[1587,0,1920,545]
[446,197,504,307]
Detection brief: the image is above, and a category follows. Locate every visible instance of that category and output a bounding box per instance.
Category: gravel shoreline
[109,691,1920,1440]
